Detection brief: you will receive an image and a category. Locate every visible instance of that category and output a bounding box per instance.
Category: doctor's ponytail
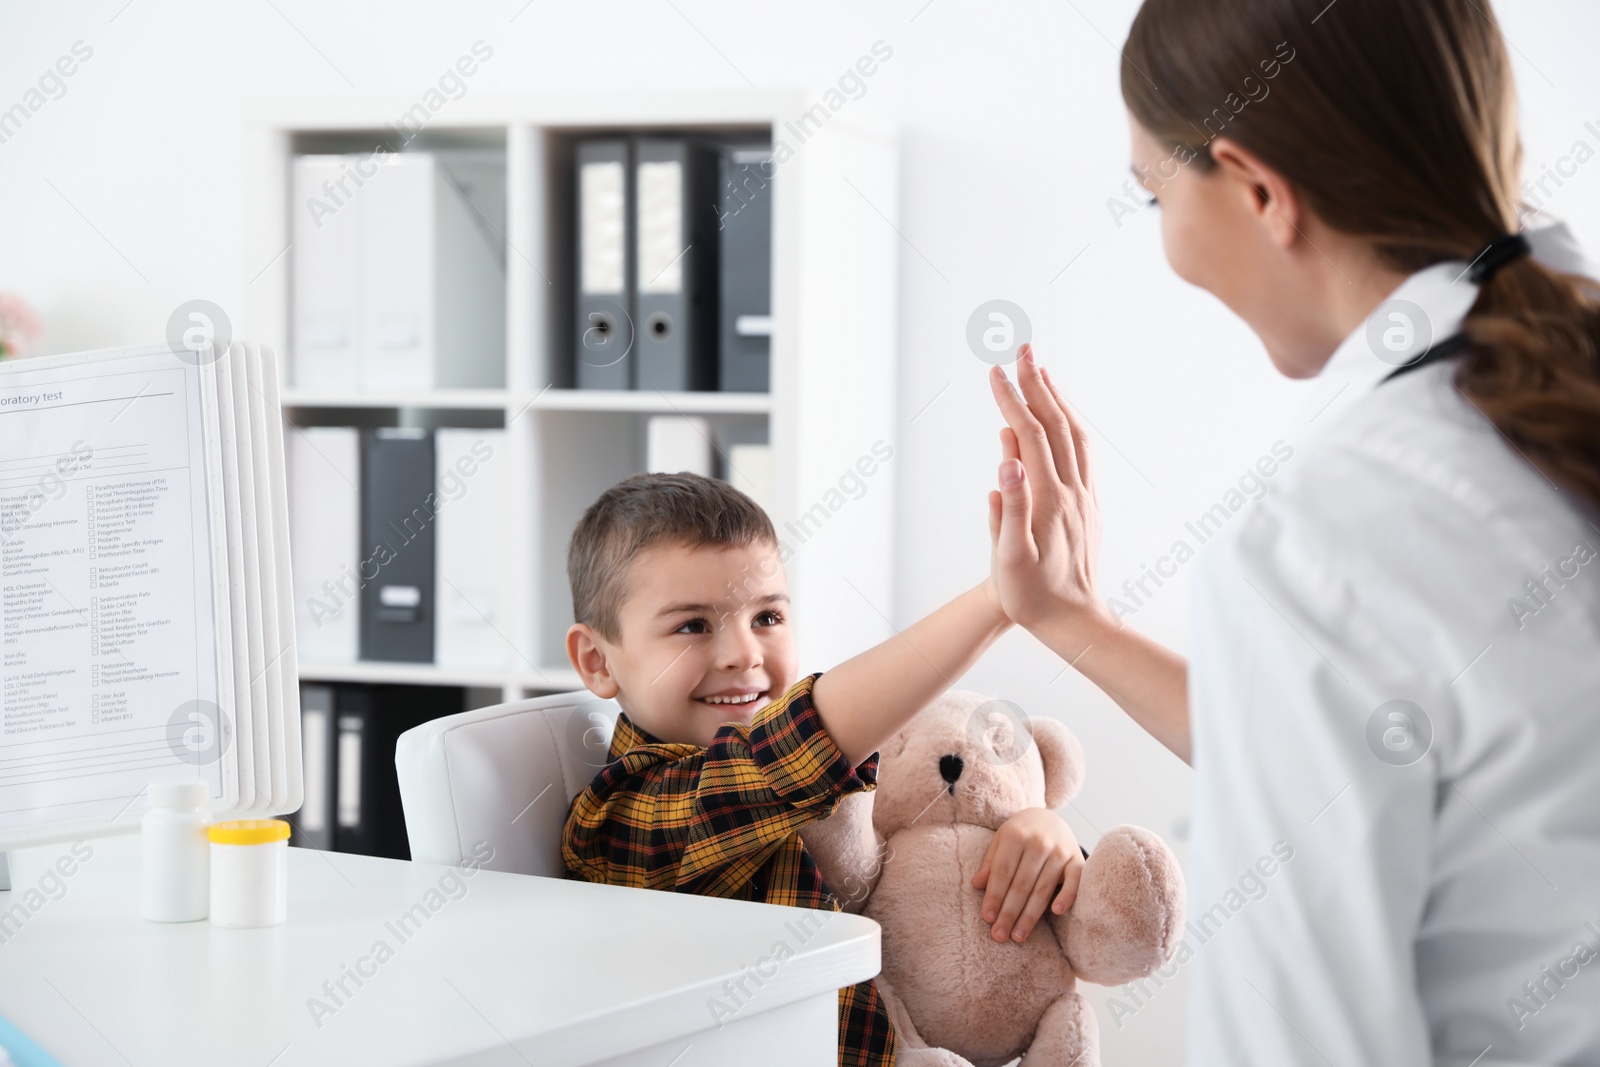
[1121,0,1600,514]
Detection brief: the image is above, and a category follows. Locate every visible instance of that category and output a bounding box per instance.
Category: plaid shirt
[563,673,897,1067]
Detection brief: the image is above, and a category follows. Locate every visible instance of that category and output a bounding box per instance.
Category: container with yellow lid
[208,818,290,927]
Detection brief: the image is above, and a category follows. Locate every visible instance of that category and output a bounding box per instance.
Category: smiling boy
[561,473,1082,1066]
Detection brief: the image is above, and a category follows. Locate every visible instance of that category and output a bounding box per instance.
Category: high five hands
[969,342,1109,944]
[985,343,1113,648]
[971,342,1192,943]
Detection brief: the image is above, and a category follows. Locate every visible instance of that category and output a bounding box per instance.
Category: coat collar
[1286,217,1589,437]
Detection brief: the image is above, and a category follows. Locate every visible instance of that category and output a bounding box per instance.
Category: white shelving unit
[243,94,900,705]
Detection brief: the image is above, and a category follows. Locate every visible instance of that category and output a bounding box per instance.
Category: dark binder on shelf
[634,138,719,392]
[288,683,337,850]
[718,146,774,393]
[574,139,634,390]
[331,687,371,857]
[333,684,464,861]
[333,685,374,855]
[359,428,436,664]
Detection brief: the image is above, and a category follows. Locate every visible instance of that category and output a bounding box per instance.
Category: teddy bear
[802,690,1185,1067]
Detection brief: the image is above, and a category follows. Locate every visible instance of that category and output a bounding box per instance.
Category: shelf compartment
[531,388,772,415]
[296,660,511,689]
[281,388,511,410]
[247,108,899,695]
[520,666,585,692]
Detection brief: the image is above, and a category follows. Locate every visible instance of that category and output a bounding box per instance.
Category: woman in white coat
[982,0,1600,1062]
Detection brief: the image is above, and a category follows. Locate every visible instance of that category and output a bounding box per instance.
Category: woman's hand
[971,806,1085,943]
[986,344,1195,763]
[986,345,1112,645]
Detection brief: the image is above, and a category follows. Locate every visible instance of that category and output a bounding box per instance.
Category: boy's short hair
[568,472,777,640]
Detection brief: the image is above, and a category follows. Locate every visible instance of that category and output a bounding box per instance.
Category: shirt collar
[609,711,658,759]
[1287,217,1588,436]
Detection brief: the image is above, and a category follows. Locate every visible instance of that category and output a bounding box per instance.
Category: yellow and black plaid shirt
[563,673,897,1066]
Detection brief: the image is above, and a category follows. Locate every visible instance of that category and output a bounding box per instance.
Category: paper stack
[0,341,301,850]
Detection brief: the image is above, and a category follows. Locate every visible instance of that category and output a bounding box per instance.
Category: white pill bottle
[140,779,212,922]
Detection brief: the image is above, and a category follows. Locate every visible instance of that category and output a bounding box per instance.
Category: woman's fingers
[1041,365,1094,493]
[988,364,1064,513]
[1016,345,1081,492]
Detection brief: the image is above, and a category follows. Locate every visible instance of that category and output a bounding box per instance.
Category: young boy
[561,473,1081,1066]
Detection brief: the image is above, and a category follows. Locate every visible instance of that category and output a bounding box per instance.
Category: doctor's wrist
[1027,598,1120,666]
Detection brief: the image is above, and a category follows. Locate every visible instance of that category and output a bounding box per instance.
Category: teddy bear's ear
[1030,716,1086,808]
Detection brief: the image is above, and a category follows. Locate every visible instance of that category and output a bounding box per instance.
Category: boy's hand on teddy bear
[971,806,1085,943]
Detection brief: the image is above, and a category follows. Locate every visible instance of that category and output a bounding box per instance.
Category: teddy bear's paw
[802,791,882,913]
[1019,990,1099,1067]
[1060,824,1186,987]
[894,1047,979,1067]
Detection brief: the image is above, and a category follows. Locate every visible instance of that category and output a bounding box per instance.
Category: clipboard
[0,341,299,849]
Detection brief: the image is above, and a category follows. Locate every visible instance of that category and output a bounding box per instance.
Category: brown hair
[1122,0,1600,512]
[567,472,777,639]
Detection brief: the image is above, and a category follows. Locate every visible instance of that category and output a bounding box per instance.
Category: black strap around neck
[1379,333,1470,385]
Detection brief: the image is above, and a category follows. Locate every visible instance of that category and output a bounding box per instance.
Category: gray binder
[718,147,774,393]
[358,428,436,663]
[574,139,634,389]
[634,138,719,392]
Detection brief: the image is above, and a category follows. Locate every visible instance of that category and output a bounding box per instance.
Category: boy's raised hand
[972,806,1085,943]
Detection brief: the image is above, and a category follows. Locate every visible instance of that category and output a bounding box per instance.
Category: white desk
[0,833,879,1066]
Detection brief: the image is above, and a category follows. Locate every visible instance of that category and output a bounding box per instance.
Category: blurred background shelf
[296,660,584,696]
[248,107,897,864]
[531,388,773,414]
[296,660,512,690]
[278,388,772,414]
[518,666,585,693]
[280,388,511,410]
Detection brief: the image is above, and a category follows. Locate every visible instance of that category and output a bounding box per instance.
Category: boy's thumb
[997,459,1032,551]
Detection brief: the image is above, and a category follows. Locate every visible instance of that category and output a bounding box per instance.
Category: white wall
[4,2,1598,1061]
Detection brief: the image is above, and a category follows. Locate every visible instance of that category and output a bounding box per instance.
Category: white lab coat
[1185,222,1600,1067]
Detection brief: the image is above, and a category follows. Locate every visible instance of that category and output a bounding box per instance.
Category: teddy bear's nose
[939,754,964,786]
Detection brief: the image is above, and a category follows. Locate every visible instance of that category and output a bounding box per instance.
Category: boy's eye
[674,617,712,635]
[1142,191,1159,209]
[753,610,784,628]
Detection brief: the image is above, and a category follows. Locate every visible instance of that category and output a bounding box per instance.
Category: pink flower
[0,292,43,359]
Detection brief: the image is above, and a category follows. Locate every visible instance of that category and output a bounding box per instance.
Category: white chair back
[395,690,619,877]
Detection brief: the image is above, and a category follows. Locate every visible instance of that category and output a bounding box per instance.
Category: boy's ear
[566,623,620,699]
